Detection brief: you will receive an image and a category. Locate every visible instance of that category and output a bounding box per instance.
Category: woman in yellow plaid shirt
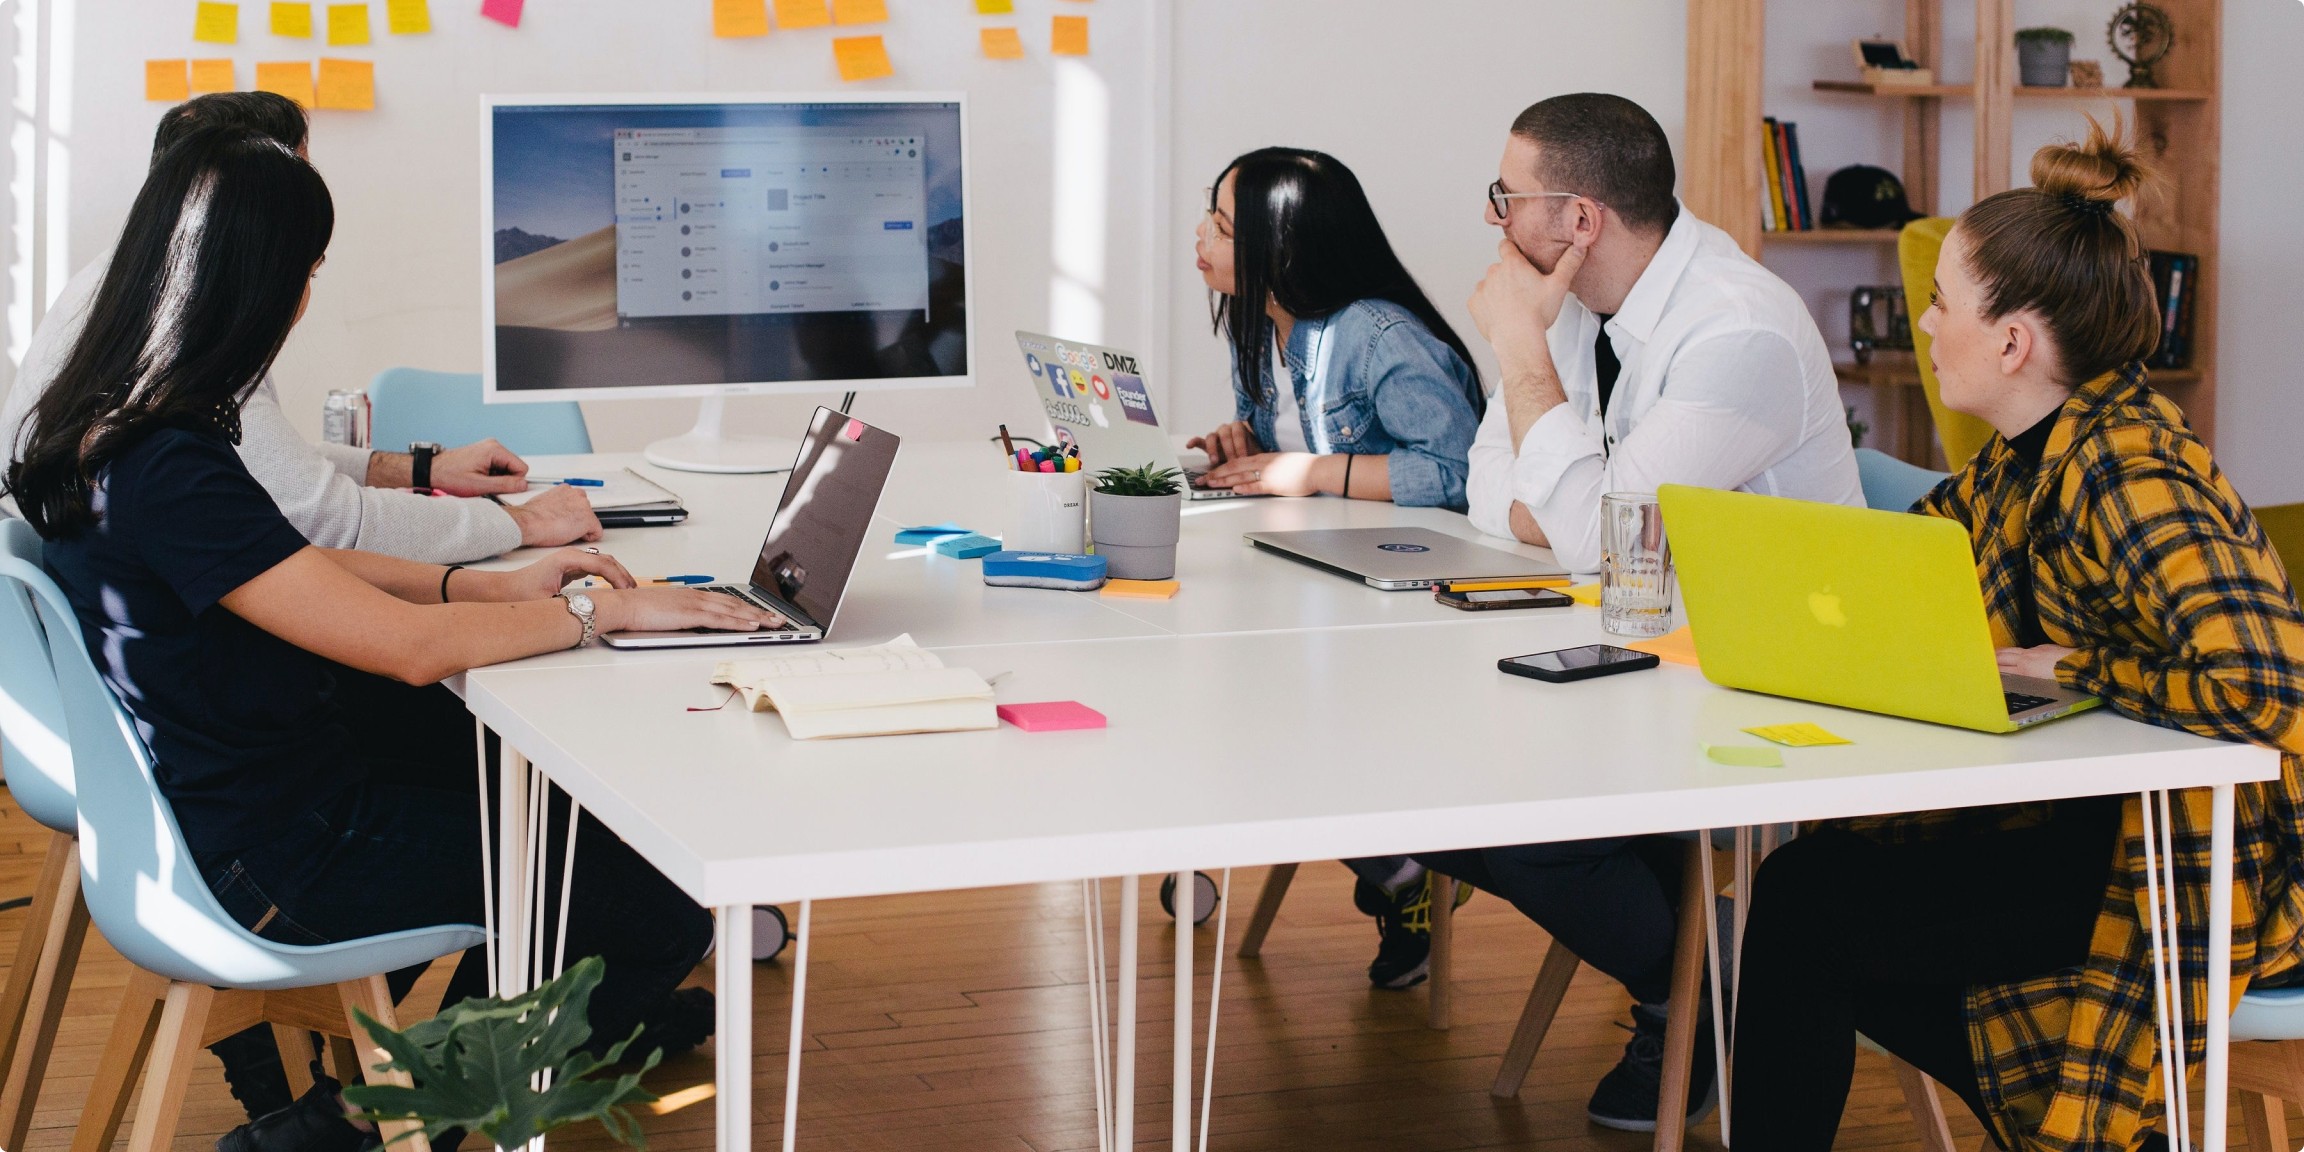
[1730,120,2304,1150]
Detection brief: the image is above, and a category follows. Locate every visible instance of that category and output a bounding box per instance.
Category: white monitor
[481,93,973,472]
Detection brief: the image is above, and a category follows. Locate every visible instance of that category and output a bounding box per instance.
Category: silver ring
[583,546,601,555]
[1253,469,1262,480]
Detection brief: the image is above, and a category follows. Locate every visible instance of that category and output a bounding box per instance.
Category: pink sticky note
[479,0,522,26]
[997,701,1106,732]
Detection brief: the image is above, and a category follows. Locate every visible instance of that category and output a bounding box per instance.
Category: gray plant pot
[1089,490,1183,580]
[2017,38,2072,87]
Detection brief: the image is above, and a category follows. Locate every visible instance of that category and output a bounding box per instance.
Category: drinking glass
[1601,492,1675,638]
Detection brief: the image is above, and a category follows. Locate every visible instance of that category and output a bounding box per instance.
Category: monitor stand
[643,395,802,474]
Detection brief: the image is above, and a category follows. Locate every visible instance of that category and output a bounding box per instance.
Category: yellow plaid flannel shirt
[1836,365,2304,1151]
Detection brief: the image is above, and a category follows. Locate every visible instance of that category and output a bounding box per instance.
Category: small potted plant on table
[1090,464,1185,580]
[2016,26,2076,87]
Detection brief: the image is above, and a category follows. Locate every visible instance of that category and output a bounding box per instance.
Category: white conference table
[460,444,2277,1152]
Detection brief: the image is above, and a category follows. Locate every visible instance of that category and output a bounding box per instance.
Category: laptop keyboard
[2005,691,2057,715]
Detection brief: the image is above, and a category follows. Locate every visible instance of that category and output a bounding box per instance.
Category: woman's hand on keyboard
[593,587,787,634]
[1996,643,2076,682]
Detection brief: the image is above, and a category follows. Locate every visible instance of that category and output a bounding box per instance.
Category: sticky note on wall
[386,0,429,34]
[146,60,191,102]
[272,2,312,36]
[1051,14,1089,55]
[479,0,523,27]
[831,0,885,25]
[832,34,891,81]
[774,0,828,28]
[327,4,371,45]
[974,0,1012,12]
[191,58,237,93]
[316,57,374,109]
[980,26,1023,58]
[195,2,240,43]
[255,60,314,107]
[714,0,768,37]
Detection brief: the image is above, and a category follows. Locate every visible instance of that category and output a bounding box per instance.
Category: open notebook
[710,635,997,740]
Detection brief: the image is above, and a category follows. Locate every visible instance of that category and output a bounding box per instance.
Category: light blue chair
[21,558,483,1152]
[368,367,592,457]
[1855,447,1950,514]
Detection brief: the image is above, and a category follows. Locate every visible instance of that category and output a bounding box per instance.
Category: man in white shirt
[1428,92,1860,1134]
[0,93,599,564]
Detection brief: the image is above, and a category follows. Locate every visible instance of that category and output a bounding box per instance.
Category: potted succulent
[2016,26,2076,87]
[1090,464,1185,580]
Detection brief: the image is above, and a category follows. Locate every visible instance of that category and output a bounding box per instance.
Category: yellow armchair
[1899,218,1999,469]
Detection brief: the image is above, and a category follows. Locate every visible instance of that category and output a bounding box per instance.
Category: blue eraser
[982,551,1108,590]
[897,523,970,545]
[932,533,1003,559]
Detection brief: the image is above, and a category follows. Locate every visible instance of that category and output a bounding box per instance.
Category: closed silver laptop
[1243,527,1568,591]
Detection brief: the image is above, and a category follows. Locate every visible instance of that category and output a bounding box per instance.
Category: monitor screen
[752,407,901,629]
[484,96,970,400]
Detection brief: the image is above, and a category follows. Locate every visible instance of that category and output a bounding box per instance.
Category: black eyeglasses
[1488,179,1584,219]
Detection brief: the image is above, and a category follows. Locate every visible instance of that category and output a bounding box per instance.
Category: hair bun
[2030,114,2152,210]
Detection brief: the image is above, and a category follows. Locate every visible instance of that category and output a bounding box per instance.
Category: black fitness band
[441,564,465,604]
[1341,454,1354,500]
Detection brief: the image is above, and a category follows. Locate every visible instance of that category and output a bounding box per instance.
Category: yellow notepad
[714,0,768,37]
[146,60,192,102]
[1625,626,1700,668]
[272,1,313,36]
[833,35,892,81]
[1744,722,1852,747]
[316,58,374,110]
[326,2,370,45]
[1101,579,1178,600]
[195,2,241,44]
[980,26,1024,58]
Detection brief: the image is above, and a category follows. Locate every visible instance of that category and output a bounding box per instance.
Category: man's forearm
[364,451,413,488]
[1497,336,1568,449]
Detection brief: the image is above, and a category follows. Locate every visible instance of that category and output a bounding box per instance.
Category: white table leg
[497,748,532,997]
[2205,782,2235,1152]
[717,904,753,1152]
[475,720,498,998]
[784,900,812,1152]
[1172,869,1192,1152]
[1118,877,1138,1152]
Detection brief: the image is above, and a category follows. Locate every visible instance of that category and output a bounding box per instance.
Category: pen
[530,477,605,487]
[998,424,1017,464]
[648,575,713,585]
[1436,577,1573,593]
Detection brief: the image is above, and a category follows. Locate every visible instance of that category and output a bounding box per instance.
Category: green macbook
[1659,484,2098,734]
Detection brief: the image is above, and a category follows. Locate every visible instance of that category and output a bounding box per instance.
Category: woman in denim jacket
[1187,148,1484,511]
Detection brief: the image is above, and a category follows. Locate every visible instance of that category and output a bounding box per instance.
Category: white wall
[2210,0,2304,503]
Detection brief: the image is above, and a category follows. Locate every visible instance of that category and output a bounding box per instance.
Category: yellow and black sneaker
[1355,872,1474,990]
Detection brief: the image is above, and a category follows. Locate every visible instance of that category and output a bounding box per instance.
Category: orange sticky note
[146,60,191,102]
[255,60,315,107]
[979,25,1023,58]
[1625,626,1702,668]
[1100,579,1179,600]
[1051,13,1088,55]
[315,57,374,109]
[385,0,429,33]
[772,0,828,28]
[713,0,768,37]
[190,58,237,93]
[194,1,240,43]
[973,0,1011,11]
[831,0,884,24]
[271,1,313,36]
[326,3,370,44]
[832,34,892,81]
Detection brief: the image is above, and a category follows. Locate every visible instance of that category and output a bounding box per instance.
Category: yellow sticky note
[190,58,237,93]
[831,0,884,24]
[1101,579,1179,600]
[255,60,314,107]
[1624,625,1700,668]
[979,25,1024,58]
[1744,722,1853,748]
[1051,13,1088,55]
[385,0,429,33]
[315,57,374,109]
[326,3,370,44]
[713,0,769,37]
[1703,743,1785,768]
[832,34,892,81]
[974,0,1012,11]
[271,1,313,36]
[146,60,192,102]
[1563,583,1602,607]
[773,0,829,29]
[194,2,240,44]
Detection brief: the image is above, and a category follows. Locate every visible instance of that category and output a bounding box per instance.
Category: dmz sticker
[1112,374,1158,426]
[1377,543,1430,553]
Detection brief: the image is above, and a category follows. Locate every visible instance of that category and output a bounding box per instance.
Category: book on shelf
[1785,122,1814,230]
[1762,117,1787,231]
[2146,250,2200,370]
[1759,118,1814,231]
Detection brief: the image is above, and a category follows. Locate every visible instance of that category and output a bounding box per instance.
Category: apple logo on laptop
[1808,589,1848,628]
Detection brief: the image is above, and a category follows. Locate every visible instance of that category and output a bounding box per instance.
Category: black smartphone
[1498,645,1661,683]
[1435,587,1575,612]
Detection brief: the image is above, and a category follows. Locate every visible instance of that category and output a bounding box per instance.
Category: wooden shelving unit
[1685,0,2222,464]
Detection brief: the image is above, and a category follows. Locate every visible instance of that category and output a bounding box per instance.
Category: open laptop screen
[750,408,901,627]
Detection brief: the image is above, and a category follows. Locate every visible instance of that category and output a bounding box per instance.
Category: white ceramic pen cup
[1004,469,1088,554]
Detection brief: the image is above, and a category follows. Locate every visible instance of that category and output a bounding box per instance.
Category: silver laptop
[602,408,899,650]
[1014,330,1260,501]
[1244,527,1568,591]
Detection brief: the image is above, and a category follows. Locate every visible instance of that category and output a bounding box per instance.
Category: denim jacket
[1233,298,1484,510]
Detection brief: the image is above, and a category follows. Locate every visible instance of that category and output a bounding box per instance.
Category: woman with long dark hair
[6,130,781,1150]
[1186,148,1484,510]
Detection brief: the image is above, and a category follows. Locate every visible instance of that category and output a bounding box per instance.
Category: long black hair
[5,131,333,537]
[1211,148,1481,412]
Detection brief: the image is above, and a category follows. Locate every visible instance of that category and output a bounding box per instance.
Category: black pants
[1414,836,1686,1005]
[198,673,714,1119]
[1730,798,2122,1150]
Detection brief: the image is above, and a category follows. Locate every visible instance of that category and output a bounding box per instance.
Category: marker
[1435,577,1573,593]
[531,477,604,487]
[999,424,1017,461]
[1038,459,1057,473]
[649,575,713,585]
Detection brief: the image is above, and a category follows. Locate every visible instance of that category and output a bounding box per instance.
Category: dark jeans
[1415,835,1685,1005]
[1729,798,2122,1151]
[197,673,714,1119]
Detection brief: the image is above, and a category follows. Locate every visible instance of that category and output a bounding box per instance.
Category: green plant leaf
[1093,463,1184,497]
[344,957,664,1150]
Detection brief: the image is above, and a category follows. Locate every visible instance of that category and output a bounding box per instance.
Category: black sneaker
[626,986,717,1062]
[217,1066,378,1152]
[1358,873,1473,991]
[1585,1001,1718,1133]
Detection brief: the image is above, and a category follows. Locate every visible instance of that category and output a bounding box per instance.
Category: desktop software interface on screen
[490,101,966,394]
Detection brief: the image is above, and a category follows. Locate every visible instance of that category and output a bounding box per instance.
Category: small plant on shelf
[2016,27,2077,86]
[2015,26,2076,44]
[1093,464,1184,498]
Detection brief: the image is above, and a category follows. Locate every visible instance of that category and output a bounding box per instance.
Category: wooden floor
[0,786,2280,1151]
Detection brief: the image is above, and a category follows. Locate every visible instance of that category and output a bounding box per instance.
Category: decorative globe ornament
[2108,3,2175,89]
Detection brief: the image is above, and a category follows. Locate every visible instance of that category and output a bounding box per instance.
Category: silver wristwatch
[560,591,597,648]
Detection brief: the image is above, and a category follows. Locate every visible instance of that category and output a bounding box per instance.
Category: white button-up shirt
[1467,206,1863,572]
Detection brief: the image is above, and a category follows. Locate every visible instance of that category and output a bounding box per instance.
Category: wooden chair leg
[327,1033,362,1085]
[340,974,433,1152]
[0,836,87,1150]
[1491,939,1581,1098]
[70,967,171,1152]
[124,982,217,1152]
[1427,875,1457,1030]
[1889,1053,1958,1152]
[1653,843,1710,1152]
[275,1023,318,1096]
[2238,1088,2287,1152]
[1235,862,1297,959]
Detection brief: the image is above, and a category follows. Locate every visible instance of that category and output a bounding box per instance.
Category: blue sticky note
[932,533,1002,559]
[897,523,970,545]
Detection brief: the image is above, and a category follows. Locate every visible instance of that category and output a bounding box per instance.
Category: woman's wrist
[585,588,629,633]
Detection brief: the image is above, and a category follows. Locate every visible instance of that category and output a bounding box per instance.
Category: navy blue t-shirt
[42,426,360,856]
